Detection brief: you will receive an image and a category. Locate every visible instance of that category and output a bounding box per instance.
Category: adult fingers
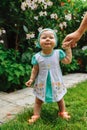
[71,43,77,48]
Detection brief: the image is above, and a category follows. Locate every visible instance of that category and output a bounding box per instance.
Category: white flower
[47,1,53,6]
[44,4,47,9]
[34,16,38,20]
[14,24,17,27]
[0,40,4,43]
[30,4,38,10]
[59,23,63,30]
[44,11,47,16]
[65,14,72,21]
[26,33,35,39]
[62,22,67,28]
[21,0,53,11]
[82,46,87,51]
[0,29,6,36]
[30,33,35,38]
[26,34,31,39]
[59,21,67,30]
[39,11,44,16]
[21,2,27,11]
[38,0,45,3]
[50,13,58,20]
[38,27,43,32]
[22,0,38,10]
[39,11,47,16]
[2,29,6,34]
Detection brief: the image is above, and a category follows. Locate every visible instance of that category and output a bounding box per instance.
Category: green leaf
[14,71,21,78]
[8,76,14,81]
[23,25,28,33]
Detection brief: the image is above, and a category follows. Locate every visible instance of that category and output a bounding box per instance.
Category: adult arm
[62,12,87,48]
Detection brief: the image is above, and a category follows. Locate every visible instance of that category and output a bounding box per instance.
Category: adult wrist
[77,27,85,37]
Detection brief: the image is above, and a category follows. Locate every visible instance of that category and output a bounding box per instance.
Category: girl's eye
[50,36,54,39]
[41,36,46,39]
[41,35,54,39]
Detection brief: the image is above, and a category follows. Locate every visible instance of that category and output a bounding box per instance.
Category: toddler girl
[25,28,72,124]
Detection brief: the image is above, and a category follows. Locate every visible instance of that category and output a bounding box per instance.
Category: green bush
[0,44,32,91]
[61,55,80,74]
[61,47,87,74]
[73,48,87,72]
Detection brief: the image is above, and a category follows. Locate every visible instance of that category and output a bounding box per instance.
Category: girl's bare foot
[28,115,40,124]
[58,112,71,120]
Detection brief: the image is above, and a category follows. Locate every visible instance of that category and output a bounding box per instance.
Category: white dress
[32,49,67,102]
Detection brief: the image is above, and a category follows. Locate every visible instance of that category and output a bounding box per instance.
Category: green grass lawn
[0,81,87,130]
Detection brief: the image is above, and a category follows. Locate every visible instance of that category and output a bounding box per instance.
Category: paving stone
[0,103,23,122]
[63,73,87,88]
[0,104,21,122]
[15,95,35,106]
[0,99,10,108]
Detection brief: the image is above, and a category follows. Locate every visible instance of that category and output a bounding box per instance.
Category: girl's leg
[57,98,70,120]
[28,97,43,124]
[57,98,66,112]
[34,97,43,116]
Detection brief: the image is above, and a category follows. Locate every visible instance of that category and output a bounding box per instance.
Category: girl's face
[40,30,56,50]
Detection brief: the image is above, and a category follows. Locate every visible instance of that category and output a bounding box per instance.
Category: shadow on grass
[40,103,64,126]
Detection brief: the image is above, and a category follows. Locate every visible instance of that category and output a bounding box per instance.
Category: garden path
[0,73,87,124]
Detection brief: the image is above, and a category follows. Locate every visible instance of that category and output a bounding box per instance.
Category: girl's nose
[46,37,50,40]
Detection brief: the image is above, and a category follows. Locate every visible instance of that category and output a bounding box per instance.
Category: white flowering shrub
[0,0,86,51]
[20,0,86,50]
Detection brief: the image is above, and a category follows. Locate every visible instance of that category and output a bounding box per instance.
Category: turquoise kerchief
[36,28,58,48]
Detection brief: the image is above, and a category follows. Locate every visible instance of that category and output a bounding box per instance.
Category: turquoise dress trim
[45,70,53,102]
[59,49,66,60]
[31,49,66,65]
[31,55,38,65]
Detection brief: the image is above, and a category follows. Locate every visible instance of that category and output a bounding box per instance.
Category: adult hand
[62,30,81,48]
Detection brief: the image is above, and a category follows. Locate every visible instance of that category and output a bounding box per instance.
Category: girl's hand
[62,43,71,50]
[62,41,77,49]
[25,79,33,87]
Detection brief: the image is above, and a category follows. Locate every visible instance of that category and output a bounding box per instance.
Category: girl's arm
[30,65,39,81]
[25,65,39,87]
[61,47,72,64]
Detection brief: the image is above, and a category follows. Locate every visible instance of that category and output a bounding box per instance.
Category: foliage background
[0,0,87,91]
